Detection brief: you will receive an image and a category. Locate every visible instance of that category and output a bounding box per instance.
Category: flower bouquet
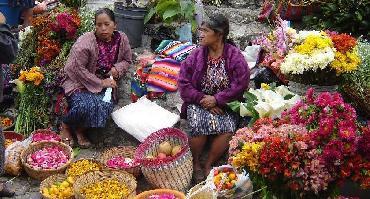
[228,90,369,198]
[14,67,49,136]
[228,83,300,125]
[280,31,361,86]
[253,17,297,82]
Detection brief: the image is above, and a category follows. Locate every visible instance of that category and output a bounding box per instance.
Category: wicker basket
[135,189,186,199]
[99,146,141,178]
[135,128,193,192]
[187,181,216,199]
[21,141,73,181]
[342,85,370,117]
[73,170,137,199]
[31,129,61,143]
[39,174,73,199]
[66,158,104,179]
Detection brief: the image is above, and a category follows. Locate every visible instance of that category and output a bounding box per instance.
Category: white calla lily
[240,102,252,117]
[254,101,271,118]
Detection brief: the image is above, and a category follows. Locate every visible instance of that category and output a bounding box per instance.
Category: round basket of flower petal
[21,141,73,181]
[31,129,61,143]
[134,128,193,192]
[99,146,141,177]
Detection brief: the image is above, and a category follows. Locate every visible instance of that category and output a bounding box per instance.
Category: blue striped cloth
[63,91,113,128]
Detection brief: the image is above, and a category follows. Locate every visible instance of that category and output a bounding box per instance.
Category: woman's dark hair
[201,13,235,45]
[95,8,116,24]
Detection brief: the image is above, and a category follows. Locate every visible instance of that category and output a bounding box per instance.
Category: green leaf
[162,8,180,20]
[284,94,294,100]
[243,92,258,104]
[72,147,81,158]
[144,7,156,24]
[227,101,241,112]
[156,0,178,15]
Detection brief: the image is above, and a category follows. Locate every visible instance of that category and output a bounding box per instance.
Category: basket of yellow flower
[40,174,74,199]
[73,170,137,199]
[66,158,104,180]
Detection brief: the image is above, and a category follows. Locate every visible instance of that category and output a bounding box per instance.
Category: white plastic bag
[242,45,261,70]
[207,165,253,198]
[4,136,32,176]
[111,97,180,142]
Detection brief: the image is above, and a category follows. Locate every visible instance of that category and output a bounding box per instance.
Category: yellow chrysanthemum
[294,34,333,55]
[261,83,271,90]
[330,49,361,74]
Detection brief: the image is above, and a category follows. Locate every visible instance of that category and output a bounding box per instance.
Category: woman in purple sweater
[179,14,250,182]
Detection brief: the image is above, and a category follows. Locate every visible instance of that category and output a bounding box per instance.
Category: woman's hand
[210,106,224,115]
[101,78,117,88]
[200,95,217,109]
[109,67,119,79]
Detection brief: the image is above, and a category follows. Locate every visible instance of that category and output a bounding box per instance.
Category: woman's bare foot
[204,165,212,177]
[76,128,92,148]
[60,122,75,147]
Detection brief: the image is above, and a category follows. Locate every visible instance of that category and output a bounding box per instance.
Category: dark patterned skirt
[187,104,239,136]
[63,91,114,128]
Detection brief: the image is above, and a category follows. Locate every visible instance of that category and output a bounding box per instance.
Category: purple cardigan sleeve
[178,53,205,104]
[214,49,250,107]
[64,36,103,93]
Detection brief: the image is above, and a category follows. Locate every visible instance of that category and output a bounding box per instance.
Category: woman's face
[95,13,116,41]
[198,25,223,46]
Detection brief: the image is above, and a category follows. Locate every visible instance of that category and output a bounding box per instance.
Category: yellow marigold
[294,34,333,55]
[330,49,361,74]
[19,70,27,82]
[18,67,44,85]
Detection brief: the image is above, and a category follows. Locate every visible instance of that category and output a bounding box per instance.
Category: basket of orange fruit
[210,166,238,198]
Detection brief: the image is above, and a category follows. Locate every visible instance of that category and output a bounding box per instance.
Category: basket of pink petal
[99,146,141,178]
[31,129,61,143]
[21,141,73,180]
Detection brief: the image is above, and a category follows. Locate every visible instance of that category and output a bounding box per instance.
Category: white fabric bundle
[112,97,180,142]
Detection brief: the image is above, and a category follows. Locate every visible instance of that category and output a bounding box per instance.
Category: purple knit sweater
[178,43,250,118]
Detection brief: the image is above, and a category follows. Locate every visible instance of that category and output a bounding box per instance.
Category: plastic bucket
[0,1,21,26]
[114,2,146,48]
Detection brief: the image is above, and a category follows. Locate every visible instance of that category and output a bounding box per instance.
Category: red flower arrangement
[330,33,357,53]
[50,11,81,39]
[32,8,81,66]
[229,90,369,197]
